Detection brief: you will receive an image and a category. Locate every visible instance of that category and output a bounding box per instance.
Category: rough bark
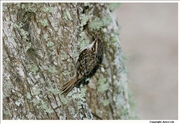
[3,3,135,120]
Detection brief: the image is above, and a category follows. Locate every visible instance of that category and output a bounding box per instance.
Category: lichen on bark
[3,3,135,120]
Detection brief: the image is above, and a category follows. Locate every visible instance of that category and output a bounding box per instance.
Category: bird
[61,38,104,96]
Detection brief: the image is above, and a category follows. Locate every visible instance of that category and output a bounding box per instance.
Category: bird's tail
[61,76,78,96]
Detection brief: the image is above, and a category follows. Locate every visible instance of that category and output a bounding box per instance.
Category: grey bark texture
[3,3,135,120]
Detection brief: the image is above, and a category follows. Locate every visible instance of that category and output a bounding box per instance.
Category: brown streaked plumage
[61,38,104,96]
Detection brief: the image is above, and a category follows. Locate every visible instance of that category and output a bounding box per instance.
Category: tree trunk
[3,3,135,120]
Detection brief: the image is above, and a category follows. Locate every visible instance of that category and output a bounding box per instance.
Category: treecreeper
[61,38,104,96]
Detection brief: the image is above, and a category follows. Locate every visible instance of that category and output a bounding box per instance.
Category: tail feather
[61,77,78,96]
